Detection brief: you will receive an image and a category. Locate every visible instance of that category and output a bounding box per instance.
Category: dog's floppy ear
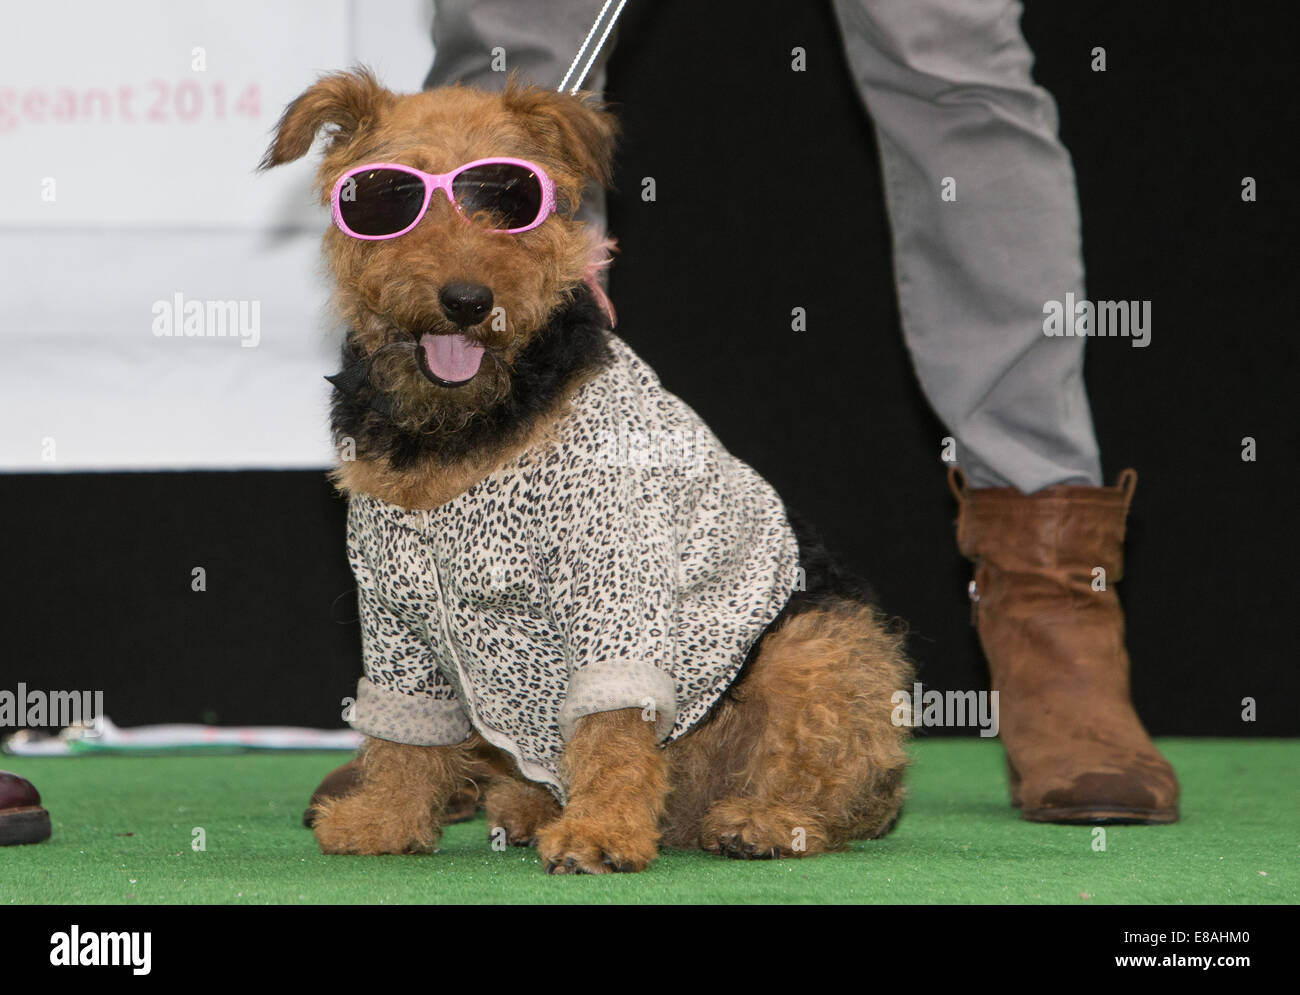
[504,79,618,191]
[259,67,394,169]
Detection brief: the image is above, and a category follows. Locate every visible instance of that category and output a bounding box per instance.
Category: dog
[262,69,912,874]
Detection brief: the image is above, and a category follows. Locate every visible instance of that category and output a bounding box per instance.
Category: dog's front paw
[700,798,826,859]
[312,792,439,855]
[536,810,659,874]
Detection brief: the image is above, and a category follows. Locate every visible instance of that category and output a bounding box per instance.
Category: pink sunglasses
[329,157,558,239]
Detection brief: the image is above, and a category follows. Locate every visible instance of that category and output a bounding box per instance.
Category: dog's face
[262,70,616,432]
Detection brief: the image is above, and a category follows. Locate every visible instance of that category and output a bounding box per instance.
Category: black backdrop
[3,1,1296,736]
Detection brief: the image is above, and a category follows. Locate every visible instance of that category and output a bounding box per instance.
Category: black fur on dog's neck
[329,284,612,470]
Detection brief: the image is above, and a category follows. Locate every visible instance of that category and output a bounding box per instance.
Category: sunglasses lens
[337,168,427,236]
[452,163,544,231]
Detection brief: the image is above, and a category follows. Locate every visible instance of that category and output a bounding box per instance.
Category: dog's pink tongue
[420,333,485,383]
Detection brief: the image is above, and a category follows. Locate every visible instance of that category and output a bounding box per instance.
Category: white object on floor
[1,716,361,755]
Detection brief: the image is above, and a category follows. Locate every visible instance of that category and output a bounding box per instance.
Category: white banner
[0,0,437,470]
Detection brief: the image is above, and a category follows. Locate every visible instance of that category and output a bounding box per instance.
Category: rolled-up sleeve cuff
[558,660,678,743]
[349,676,472,746]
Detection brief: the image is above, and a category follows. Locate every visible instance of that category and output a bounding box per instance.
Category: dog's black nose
[439,282,494,326]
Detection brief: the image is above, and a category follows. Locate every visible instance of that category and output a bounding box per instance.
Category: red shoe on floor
[0,770,51,845]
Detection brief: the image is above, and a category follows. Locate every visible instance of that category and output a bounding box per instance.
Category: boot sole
[1021,805,1179,826]
[0,806,52,845]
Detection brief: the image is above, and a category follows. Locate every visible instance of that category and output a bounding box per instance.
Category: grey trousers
[427,0,1103,492]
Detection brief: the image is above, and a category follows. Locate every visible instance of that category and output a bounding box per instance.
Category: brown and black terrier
[263,69,912,874]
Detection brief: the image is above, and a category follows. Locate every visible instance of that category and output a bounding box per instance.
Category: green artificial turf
[1,739,1295,905]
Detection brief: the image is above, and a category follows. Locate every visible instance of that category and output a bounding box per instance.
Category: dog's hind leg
[485,779,561,847]
[692,602,912,858]
[312,735,476,855]
[483,758,562,847]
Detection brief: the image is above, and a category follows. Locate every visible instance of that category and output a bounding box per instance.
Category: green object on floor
[1,739,1294,905]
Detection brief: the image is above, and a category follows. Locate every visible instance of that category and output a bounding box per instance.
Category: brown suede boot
[950,467,1179,824]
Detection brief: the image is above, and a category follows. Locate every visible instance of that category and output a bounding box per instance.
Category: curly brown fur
[662,600,913,856]
[462,739,564,846]
[304,735,510,828]
[536,708,666,874]
[485,778,562,847]
[312,735,476,855]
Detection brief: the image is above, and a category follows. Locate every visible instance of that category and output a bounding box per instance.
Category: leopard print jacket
[346,333,799,802]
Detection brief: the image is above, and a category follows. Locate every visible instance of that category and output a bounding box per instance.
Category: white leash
[556,0,628,94]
